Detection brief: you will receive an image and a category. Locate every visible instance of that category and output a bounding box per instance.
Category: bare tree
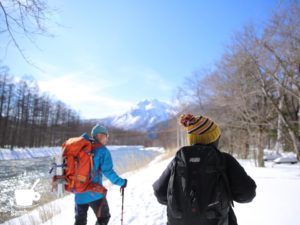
[263,3,300,157]
[244,2,300,157]
[0,0,52,63]
[175,2,300,166]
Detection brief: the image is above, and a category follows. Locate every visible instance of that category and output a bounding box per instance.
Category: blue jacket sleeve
[101,147,125,187]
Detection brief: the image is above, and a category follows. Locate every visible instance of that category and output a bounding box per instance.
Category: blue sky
[0,0,282,119]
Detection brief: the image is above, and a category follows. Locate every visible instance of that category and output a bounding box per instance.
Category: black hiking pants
[74,198,111,225]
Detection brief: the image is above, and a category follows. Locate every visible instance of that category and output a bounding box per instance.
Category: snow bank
[0,147,61,160]
[0,146,164,160]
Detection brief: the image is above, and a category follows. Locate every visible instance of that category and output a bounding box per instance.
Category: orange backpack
[52,136,107,194]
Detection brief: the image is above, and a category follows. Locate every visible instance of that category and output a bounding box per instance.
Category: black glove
[120,179,127,190]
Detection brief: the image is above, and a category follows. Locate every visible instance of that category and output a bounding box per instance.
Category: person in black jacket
[153,114,256,225]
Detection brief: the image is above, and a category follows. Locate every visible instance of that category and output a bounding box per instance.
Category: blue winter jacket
[75,133,125,204]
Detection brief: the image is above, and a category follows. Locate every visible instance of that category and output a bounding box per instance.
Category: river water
[0,157,57,223]
[0,147,160,224]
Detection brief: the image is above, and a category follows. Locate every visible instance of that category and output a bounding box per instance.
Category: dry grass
[5,202,61,225]
[3,221,14,225]
[38,202,61,223]
[27,214,41,225]
[15,217,29,225]
[114,154,154,175]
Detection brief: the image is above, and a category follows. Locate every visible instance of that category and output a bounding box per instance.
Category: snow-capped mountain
[100,99,175,131]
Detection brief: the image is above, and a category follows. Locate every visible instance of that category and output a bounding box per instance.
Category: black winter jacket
[153,145,256,225]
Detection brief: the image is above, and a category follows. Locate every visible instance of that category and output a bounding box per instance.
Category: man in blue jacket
[75,124,127,225]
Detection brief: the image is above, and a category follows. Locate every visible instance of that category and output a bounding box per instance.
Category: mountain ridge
[99,99,175,131]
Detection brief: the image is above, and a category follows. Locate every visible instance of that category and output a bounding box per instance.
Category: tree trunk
[257,126,265,167]
[289,129,300,159]
[298,95,300,160]
[274,94,284,153]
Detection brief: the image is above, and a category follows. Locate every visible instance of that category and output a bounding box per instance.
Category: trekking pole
[121,187,125,225]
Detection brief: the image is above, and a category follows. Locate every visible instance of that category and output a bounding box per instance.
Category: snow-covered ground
[2,155,300,225]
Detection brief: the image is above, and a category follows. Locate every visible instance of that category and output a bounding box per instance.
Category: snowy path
[2,157,300,225]
[38,157,170,225]
[108,159,168,225]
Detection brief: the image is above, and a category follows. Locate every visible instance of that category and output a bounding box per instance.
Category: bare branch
[0,0,52,66]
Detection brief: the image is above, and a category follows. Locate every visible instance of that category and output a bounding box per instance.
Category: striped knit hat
[179,114,221,145]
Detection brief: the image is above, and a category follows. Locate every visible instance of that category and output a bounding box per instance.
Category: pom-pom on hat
[179,114,221,145]
[91,124,108,138]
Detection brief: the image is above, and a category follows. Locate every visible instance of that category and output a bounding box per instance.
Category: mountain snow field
[100,99,175,131]
[2,154,300,225]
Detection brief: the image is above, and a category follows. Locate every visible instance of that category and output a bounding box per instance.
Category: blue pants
[74,198,110,225]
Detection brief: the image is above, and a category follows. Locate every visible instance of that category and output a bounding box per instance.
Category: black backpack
[167,144,233,225]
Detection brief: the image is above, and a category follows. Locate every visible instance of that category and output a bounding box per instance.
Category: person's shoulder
[176,145,196,154]
[220,151,239,163]
[93,144,109,154]
[174,146,189,159]
[93,143,106,149]
[221,151,235,159]
[220,151,245,169]
[100,145,108,150]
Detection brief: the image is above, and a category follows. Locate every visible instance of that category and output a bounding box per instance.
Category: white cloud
[32,62,174,119]
[37,67,133,119]
[74,96,133,119]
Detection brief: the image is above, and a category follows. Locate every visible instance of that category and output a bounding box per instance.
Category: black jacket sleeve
[152,159,175,205]
[224,153,257,203]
